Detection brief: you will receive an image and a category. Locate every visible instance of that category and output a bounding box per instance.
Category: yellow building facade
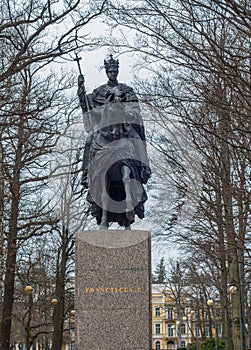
[152,284,222,350]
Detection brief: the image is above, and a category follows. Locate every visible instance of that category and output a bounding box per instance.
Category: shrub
[200,338,226,350]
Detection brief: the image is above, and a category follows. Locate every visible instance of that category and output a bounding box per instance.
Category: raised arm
[77,74,93,132]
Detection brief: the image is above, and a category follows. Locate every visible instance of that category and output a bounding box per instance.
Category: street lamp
[229,285,238,295]
[24,285,33,294]
[48,297,60,349]
[176,320,181,348]
[45,297,60,349]
[207,299,218,350]
[190,310,198,350]
[69,309,76,350]
[51,297,59,306]
[20,284,33,350]
[229,282,244,350]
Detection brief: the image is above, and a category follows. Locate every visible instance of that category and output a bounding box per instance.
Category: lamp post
[207,299,218,350]
[176,320,181,348]
[69,309,76,350]
[181,316,187,348]
[20,284,33,350]
[50,297,59,350]
[47,297,59,349]
[190,310,198,350]
[229,282,244,350]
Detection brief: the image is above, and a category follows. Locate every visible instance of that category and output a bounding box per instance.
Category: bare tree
[0,63,82,348]
[0,0,108,83]
[43,117,88,350]
[103,1,251,349]
[0,2,108,348]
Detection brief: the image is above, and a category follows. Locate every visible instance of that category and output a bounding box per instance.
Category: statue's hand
[78,74,85,87]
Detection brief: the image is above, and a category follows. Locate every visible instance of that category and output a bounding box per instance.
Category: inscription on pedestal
[75,230,152,350]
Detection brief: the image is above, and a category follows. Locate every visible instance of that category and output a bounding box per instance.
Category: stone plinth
[75,230,152,350]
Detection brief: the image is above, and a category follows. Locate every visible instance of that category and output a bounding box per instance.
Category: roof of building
[152,283,166,294]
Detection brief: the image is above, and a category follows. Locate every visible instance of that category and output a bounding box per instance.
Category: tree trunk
[51,226,68,350]
[0,126,4,305]
[0,187,19,349]
[0,116,23,349]
[219,96,242,350]
[215,175,233,347]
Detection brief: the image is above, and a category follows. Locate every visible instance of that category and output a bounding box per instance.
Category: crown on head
[104,54,119,71]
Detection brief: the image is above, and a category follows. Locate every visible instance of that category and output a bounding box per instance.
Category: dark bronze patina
[77,55,151,229]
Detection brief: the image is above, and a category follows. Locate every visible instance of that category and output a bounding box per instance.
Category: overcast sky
[63,18,181,269]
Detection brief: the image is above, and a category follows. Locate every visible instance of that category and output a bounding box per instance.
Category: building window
[216,323,222,336]
[155,307,161,317]
[180,323,186,334]
[180,308,186,317]
[194,309,199,319]
[155,323,161,334]
[156,340,161,350]
[195,323,201,337]
[205,323,210,337]
[168,323,174,337]
[181,340,186,348]
[166,308,173,320]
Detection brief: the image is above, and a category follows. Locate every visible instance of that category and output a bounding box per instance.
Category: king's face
[107,67,119,81]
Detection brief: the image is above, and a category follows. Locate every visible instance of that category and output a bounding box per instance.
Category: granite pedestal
[75,230,152,350]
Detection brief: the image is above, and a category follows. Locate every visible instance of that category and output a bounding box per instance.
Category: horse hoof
[125,226,131,230]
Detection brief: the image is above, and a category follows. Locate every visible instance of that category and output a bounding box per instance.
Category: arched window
[181,340,186,348]
[156,340,161,349]
[167,340,175,350]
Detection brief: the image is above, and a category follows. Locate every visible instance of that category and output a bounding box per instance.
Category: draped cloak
[78,82,151,226]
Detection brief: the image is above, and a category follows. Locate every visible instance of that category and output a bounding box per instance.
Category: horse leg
[121,165,134,227]
[100,188,108,229]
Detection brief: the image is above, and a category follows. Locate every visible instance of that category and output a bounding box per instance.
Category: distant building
[152,284,222,349]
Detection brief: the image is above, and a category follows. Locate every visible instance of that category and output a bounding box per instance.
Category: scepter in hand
[74,53,92,131]
[74,52,83,75]
[74,53,90,111]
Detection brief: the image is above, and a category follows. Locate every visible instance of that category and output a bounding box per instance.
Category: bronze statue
[77,55,151,229]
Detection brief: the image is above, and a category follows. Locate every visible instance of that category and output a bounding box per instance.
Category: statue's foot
[99,223,108,230]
